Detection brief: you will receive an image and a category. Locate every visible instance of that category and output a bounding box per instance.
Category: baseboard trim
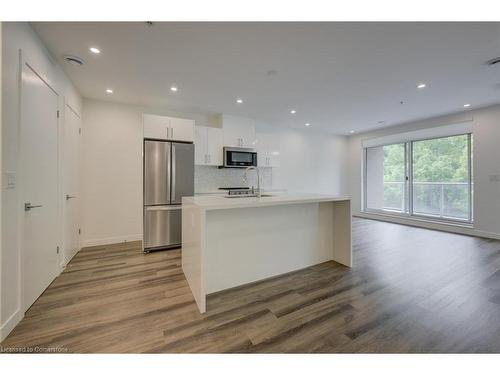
[81,234,143,248]
[354,212,500,240]
[0,309,24,343]
[474,230,500,241]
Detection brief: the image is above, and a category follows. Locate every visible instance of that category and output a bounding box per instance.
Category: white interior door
[21,62,60,309]
[63,104,81,266]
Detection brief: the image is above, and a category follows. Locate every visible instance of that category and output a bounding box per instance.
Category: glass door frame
[363,133,473,225]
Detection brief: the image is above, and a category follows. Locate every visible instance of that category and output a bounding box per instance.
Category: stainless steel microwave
[223,147,257,168]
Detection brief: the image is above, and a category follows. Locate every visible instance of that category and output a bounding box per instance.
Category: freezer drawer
[144,206,181,250]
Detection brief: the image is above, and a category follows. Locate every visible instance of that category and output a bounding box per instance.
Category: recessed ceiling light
[463,103,471,108]
[349,130,355,134]
[305,123,311,127]
[106,89,113,94]
[417,83,426,89]
[89,47,101,54]
[290,110,297,114]
[236,98,243,104]
[170,86,178,92]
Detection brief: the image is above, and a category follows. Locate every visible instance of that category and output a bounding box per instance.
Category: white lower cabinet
[256,133,280,167]
[195,126,223,166]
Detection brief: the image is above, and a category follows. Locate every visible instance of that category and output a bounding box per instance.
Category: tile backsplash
[195,166,273,193]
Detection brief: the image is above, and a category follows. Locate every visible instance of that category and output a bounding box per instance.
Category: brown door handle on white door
[66,194,77,200]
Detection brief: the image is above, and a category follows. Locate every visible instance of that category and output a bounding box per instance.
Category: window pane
[412,134,470,221]
[366,143,406,212]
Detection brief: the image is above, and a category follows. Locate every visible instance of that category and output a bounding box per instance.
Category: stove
[219,187,255,197]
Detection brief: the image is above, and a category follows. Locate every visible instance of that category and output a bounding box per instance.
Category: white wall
[348,104,500,239]
[1,22,82,341]
[270,127,348,194]
[81,101,349,247]
[81,99,220,247]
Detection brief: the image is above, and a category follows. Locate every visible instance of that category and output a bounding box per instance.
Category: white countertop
[183,192,351,210]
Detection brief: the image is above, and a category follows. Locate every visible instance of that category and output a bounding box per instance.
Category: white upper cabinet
[194,126,207,165]
[256,133,280,168]
[143,114,194,142]
[195,126,223,166]
[170,117,194,142]
[207,127,223,165]
[221,115,256,148]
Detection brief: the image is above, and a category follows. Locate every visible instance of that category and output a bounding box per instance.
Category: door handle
[25,202,43,211]
[171,144,176,202]
[66,194,77,200]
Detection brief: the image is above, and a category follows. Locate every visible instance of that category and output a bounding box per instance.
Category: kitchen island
[181,193,352,313]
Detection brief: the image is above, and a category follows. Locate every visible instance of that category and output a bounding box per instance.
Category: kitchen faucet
[243,166,261,198]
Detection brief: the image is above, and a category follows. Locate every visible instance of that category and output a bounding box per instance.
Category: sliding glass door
[364,133,473,223]
[366,143,408,213]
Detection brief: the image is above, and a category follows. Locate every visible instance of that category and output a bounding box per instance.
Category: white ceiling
[32,22,500,134]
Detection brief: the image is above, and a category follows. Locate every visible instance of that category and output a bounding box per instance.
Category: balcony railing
[383,181,471,221]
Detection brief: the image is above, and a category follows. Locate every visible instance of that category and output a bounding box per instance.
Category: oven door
[224,148,257,167]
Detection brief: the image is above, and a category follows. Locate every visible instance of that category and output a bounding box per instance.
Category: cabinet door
[223,121,255,148]
[239,125,256,148]
[143,114,170,140]
[194,126,208,165]
[222,124,241,147]
[170,117,194,142]
[255,133,280,167]
[267,133,281,167]
[207,127,223,166]
[255,133,270,167]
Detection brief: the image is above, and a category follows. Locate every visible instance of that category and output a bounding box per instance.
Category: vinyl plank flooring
[3,218,500,353]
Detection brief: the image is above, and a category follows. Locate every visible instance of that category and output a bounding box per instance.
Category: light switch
[5,172,16,189]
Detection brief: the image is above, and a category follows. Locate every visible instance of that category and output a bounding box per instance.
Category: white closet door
[62,105,82,266]
[21,61,60,309]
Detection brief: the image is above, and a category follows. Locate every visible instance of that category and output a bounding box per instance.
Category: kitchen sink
[224,193,274,199]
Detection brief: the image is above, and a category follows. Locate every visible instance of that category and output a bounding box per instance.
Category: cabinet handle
[171,127,174,139]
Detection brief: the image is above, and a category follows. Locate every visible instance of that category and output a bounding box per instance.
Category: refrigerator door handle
[145,205,181,211]
[171,143,176,203]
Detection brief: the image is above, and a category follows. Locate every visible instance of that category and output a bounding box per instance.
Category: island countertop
[182,191,352,313]
[183,192,351,210]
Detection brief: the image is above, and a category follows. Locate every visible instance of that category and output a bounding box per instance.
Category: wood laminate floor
[3,218,500,353]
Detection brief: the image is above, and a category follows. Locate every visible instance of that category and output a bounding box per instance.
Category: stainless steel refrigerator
[143,140,194,252]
